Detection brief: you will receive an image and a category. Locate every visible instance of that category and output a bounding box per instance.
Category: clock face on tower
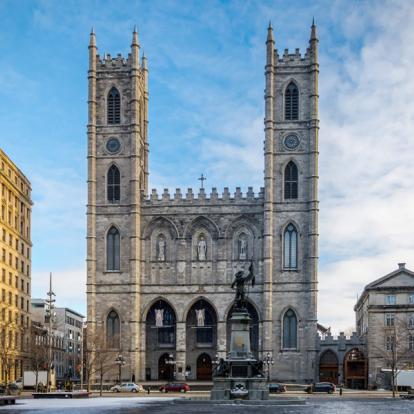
[284,134,300,150]
[106,137,121,154]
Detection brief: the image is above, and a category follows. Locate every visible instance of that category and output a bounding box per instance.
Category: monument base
[211,376,268,400]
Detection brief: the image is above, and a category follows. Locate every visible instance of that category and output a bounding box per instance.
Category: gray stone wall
[87,27,320,384]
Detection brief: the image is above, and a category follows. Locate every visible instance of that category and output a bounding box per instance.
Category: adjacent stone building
[87,24,320,382]
[0,148,32,382]
[354,263,414,389]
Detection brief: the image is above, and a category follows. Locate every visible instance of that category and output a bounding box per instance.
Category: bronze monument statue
[231,261,255,309]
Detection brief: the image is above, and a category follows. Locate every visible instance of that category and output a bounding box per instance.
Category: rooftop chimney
[398,262,406,270]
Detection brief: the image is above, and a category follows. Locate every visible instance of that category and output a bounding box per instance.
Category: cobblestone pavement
[0,397,413,414]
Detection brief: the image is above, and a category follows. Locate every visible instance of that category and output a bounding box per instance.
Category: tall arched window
[107,165,120,203]
[284,161,298,199]
[284,223,298,269]
[285,82,299,120]
[107,87,121,124]
[107,226,120,271]
[283,309,297,349]
[106,310,120,348]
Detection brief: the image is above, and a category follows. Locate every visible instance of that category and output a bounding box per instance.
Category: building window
[158,308,175,345]
[283,309,297,349]
[106,226,120,271]
[385,295,396,305]
[107,87,121,124]
[385,313,395,327]
[284,161,298,199]
[409,294,414,304]
[107,165,120,203]
[285,82,299,120]
[408,314,414,328]
[386,335,395,351]
[409,335,414,352]
[284,224,298,269]
[106,310,120,348]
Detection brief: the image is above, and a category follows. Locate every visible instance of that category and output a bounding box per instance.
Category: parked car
[0,383,21,395]
[159,383,190,393]
[110,382,144,393]
[305,382,336,394]
[268,383,286,393]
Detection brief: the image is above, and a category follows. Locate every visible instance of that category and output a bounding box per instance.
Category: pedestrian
[147,385,150,394]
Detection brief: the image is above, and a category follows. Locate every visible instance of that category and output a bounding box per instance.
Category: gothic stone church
[87,24,319,382]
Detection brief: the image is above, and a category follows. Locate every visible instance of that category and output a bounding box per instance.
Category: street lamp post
[263,352,274,382]
[165,353,176,379]
[45,273,56,393]
[115,354,125,384]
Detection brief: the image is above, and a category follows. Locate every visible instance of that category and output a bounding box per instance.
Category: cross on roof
[198,173,206,189]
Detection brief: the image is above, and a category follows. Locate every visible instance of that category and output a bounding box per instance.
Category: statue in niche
[195,308,205,327]
[197,235,207,261]
[157,235,166,261]
[155,308,164,327]
[239,236,248,260]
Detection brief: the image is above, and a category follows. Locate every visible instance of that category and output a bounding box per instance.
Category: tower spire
[310,18,317,42]
[89,28,96,48]
[131,26,140,67]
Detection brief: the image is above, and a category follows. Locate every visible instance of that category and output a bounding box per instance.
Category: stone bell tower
[86,28,148,380]
[264,22,319,382]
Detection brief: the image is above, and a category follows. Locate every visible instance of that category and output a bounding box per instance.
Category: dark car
[159,383,190,393]
[269,383,287,393]
[305,382,336,394]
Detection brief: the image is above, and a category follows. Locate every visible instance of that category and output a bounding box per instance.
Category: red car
[159,382,190,393]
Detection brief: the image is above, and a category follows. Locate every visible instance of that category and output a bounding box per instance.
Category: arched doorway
[226,301,259,357]
[319,350,339,384]
[146,299,177,380]
[185,299,217,380]
[344,348,367,389]
[196,353,212,380]
[158,353,174,381]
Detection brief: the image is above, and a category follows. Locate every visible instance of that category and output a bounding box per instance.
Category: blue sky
[1,0,414,333]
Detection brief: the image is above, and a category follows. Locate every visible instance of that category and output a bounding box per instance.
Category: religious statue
[231,261,255,309]
[155,308,164,327]
[196,308,205,327]
[239,237,247,260]
[157,236,166,261]
[197,236,207,261]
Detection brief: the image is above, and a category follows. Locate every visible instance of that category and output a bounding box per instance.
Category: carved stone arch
[182,296,219,324]
[319,349,340,385]
[143,217,179,240]
[283,79,300,121]
[185,216,219,262]
[142,296,178,323]
[184,216,220,240]
[106,85,122,124]
[279,305,300,322]
[281,77,301,94]
[225,216,261,262]
[223,297,261,322]
[143,217,179,263]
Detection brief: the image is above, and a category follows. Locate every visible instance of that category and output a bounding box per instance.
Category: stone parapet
[143,187,264,206]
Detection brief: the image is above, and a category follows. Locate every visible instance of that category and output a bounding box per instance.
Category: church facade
[86,24,320,383]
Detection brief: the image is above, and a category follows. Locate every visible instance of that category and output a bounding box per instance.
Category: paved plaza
[0,396,413,414]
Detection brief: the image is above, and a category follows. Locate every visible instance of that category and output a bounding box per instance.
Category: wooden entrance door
[196,353,212,380]
[319,350,339,384]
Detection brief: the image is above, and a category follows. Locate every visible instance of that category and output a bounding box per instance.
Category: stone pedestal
[211,308,269,400]
[211,377,268,400]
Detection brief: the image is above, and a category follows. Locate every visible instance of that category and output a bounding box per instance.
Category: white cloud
[317,0,414,332]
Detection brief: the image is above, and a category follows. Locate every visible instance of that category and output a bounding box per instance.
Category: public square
[0,396,413,414]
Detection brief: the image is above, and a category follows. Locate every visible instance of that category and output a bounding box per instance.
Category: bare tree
[26,323,49,392]
[372,316,414,397]
[0,315,27,394]
[83,328,117,396]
